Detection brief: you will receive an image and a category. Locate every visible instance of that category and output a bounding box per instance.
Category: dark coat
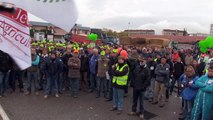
[132,65,151,91]
[80,54,89,72]
[0,51,12,72]
[173,62,184,79]
[45,58,62,76]
[147,60,157,78]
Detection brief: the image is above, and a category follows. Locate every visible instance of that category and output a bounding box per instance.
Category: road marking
[0,104,10,120]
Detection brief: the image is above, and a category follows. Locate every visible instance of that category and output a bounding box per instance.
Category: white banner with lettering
[0,8,31,70]
[3,0,78,32]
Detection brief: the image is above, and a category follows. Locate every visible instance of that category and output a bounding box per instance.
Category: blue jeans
[183,99,193,120]
[58,73,63,93]
[89,73,96,91]
[132,89,145,113]
[0,72,7,96]
[96,77,107,97]
[113,88,124,110]
[70,78,79,95]
[45,74,59,95]
[27,71,40,93]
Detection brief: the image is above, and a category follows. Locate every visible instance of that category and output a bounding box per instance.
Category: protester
[96,51,109,98]
[128,56,150,120]
[61,45,73,91]
[110,56,129,115]
[68,50,81,98]
[39,48,49,90]
[25,48,40,96]
[170,57,184,96]
[145,54,157,102]
[191,64,213,120]
[79,49,89,92]
[179,66,199,120]
[89,48,99,93]
[152,57,170,107]
[44,51,62,98]
[107,49,118,101]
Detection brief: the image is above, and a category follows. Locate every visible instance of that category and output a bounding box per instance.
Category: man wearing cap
[110,56,129,115]
[152,57,170,107]
[44,51,62,99]
[96,51,109,98]
[68,50,81,98]
[128,56,150,120]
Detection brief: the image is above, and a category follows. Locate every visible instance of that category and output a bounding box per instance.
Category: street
[0,87,181,120]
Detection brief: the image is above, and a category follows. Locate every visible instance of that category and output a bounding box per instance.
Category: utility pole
[127,22,130,36]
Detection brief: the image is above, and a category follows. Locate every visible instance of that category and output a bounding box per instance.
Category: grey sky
[29,0,213,34]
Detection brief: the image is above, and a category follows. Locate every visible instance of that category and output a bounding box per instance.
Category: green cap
[112,49,118,53]
[100,51,106,56]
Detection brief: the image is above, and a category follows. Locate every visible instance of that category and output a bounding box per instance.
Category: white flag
[0,7,31,70]
[3,0,78,32]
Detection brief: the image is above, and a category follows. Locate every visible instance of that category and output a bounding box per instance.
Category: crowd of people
[0,41,213,120]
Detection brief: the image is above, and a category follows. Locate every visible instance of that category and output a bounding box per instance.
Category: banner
[2,0,78,32]
[0,7,31,70]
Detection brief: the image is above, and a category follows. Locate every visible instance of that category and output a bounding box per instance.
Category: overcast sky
[29,0,213,34]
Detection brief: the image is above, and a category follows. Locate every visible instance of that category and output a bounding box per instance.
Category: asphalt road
[0,87,181,120]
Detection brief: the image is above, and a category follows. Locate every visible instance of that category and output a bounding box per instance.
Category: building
[162,29,186,36]
[190,33,209,37]
[29,21,68,42]
[125,34,206,49]
[210,24,213,36]
[124,29,155,35]
[71,24,91,35]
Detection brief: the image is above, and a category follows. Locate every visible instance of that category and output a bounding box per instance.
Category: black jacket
[39,55,49,72]
[80,54,89,72]
[147,60,157,78]
[173,62,184,79]
[132,65,151,91]
[45,58,62,76]
[61,53,73,72]
[197,62,206,77]
[108,57,117,76]
[0,51,12,72]
[167,59,174,77]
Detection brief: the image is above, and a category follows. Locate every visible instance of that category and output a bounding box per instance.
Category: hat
[112,49,118,53]
[117,56,124,60]
[73,50,79,53]
[100,51,106,56]
[138,56,146,61]
[51,51,56,55]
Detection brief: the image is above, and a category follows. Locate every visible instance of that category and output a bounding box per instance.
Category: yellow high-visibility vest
[112,64,129,86]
